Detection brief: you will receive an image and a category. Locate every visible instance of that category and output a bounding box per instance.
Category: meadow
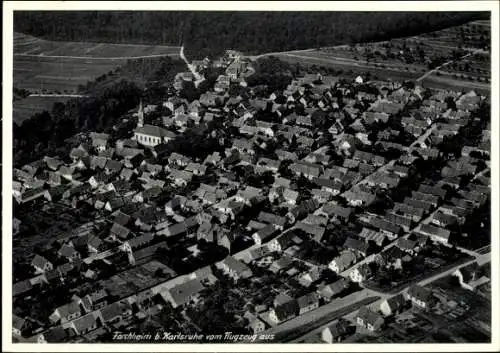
[14,32,180,93]
[13,33,180,123]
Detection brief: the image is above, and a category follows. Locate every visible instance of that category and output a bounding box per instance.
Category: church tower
[137,100,144,128]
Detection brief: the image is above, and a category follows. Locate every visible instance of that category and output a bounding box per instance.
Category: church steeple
[137,99,144,128]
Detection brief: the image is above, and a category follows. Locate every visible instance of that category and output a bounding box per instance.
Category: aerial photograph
[6,4,495,349]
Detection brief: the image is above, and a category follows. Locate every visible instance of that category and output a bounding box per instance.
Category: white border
[2,1,499,352]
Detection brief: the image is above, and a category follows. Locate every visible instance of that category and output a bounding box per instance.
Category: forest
[14,11,488,60]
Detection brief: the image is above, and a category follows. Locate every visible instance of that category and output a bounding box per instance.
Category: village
[11,47,491,343]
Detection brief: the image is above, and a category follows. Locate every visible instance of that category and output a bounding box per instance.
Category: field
[273,51,423,81]
[267,20,490,90]
[13,95,75,124]
[13,32,180,93]
[13,32,181,123]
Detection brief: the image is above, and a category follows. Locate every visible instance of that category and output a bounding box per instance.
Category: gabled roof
[357,306,384,326]
[31,254,51,269]
[110,223,131,239]
[58,244,79,258]
[384,293,406,312]
[134,124,176,139]
[274,300,299,321]
[55,301,80,319]
[297,292,319,309]
[166,279,204,307]
[318,278,350,298]
[343,237,370,254]
[72,313,97,334]
[99,301,131,323]
[407,284,433,303]
[419,223,450,241]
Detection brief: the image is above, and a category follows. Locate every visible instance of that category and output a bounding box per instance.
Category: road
[28,94,88,98]
[293,251,491,343]
[14,53,179,60]
[416,50,478,82]
[250,291,380,343]
[179,45,205,87]
[249,48,316,60]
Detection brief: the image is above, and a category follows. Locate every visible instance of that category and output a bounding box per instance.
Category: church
[133,100,177,147]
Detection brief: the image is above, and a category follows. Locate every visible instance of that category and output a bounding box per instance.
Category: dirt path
[14,53,179,60]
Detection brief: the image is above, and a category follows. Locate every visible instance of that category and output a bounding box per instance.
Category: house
[31,255,54,274]
[257,211,287,230]
[69,145,89,162]
[356,306,385,332]
[321,320,354,343]
[161,279,205,308]
[358,227,386,247]
[349,263,373,283]
[269,230,296,252]
[99,301,133,324]
[343,189,376,207]
[296,222,325,242]
[268,186,299,205]
[319,203,353,223]
[12,314,28,337]
[297,292,320,315]
[216,256,253,281]
[58,244,81,262]
[452,262,490,291]
[298,268,322,288]
[395,238,420,255]
[272,293,294,308]
[70,313,100,335]
[343,237,370,258]
[134,124,176,147]
[235,186,262,205]
[314,178,343,195]
[110,222,131,240]
[35,326,73,343]
[49,301,82,324]
[57,165,79,181]
[431,211,458,229]
[289,161,323,180]
[90,132,110,152]
[369,217,402,239]
[165,195,187,215]
[418,224,451,244]
[168,152,192,167]
[328,251,357,274]
[217,231,236,253]
[269,300,299,323]
[104,160,122,175]
[252,224,278,245]
[286,199,320,224]
[317,278,350,302]
[169,169,193,187]
[269,257,294,274]
[87,235,104,254]
[405,284,434,310]
[226,60,246,81]
[392,202,425,223]
[185,162,207,176]
[246,314,266,334]
[255,158,281,174]
[380,293,407,317]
